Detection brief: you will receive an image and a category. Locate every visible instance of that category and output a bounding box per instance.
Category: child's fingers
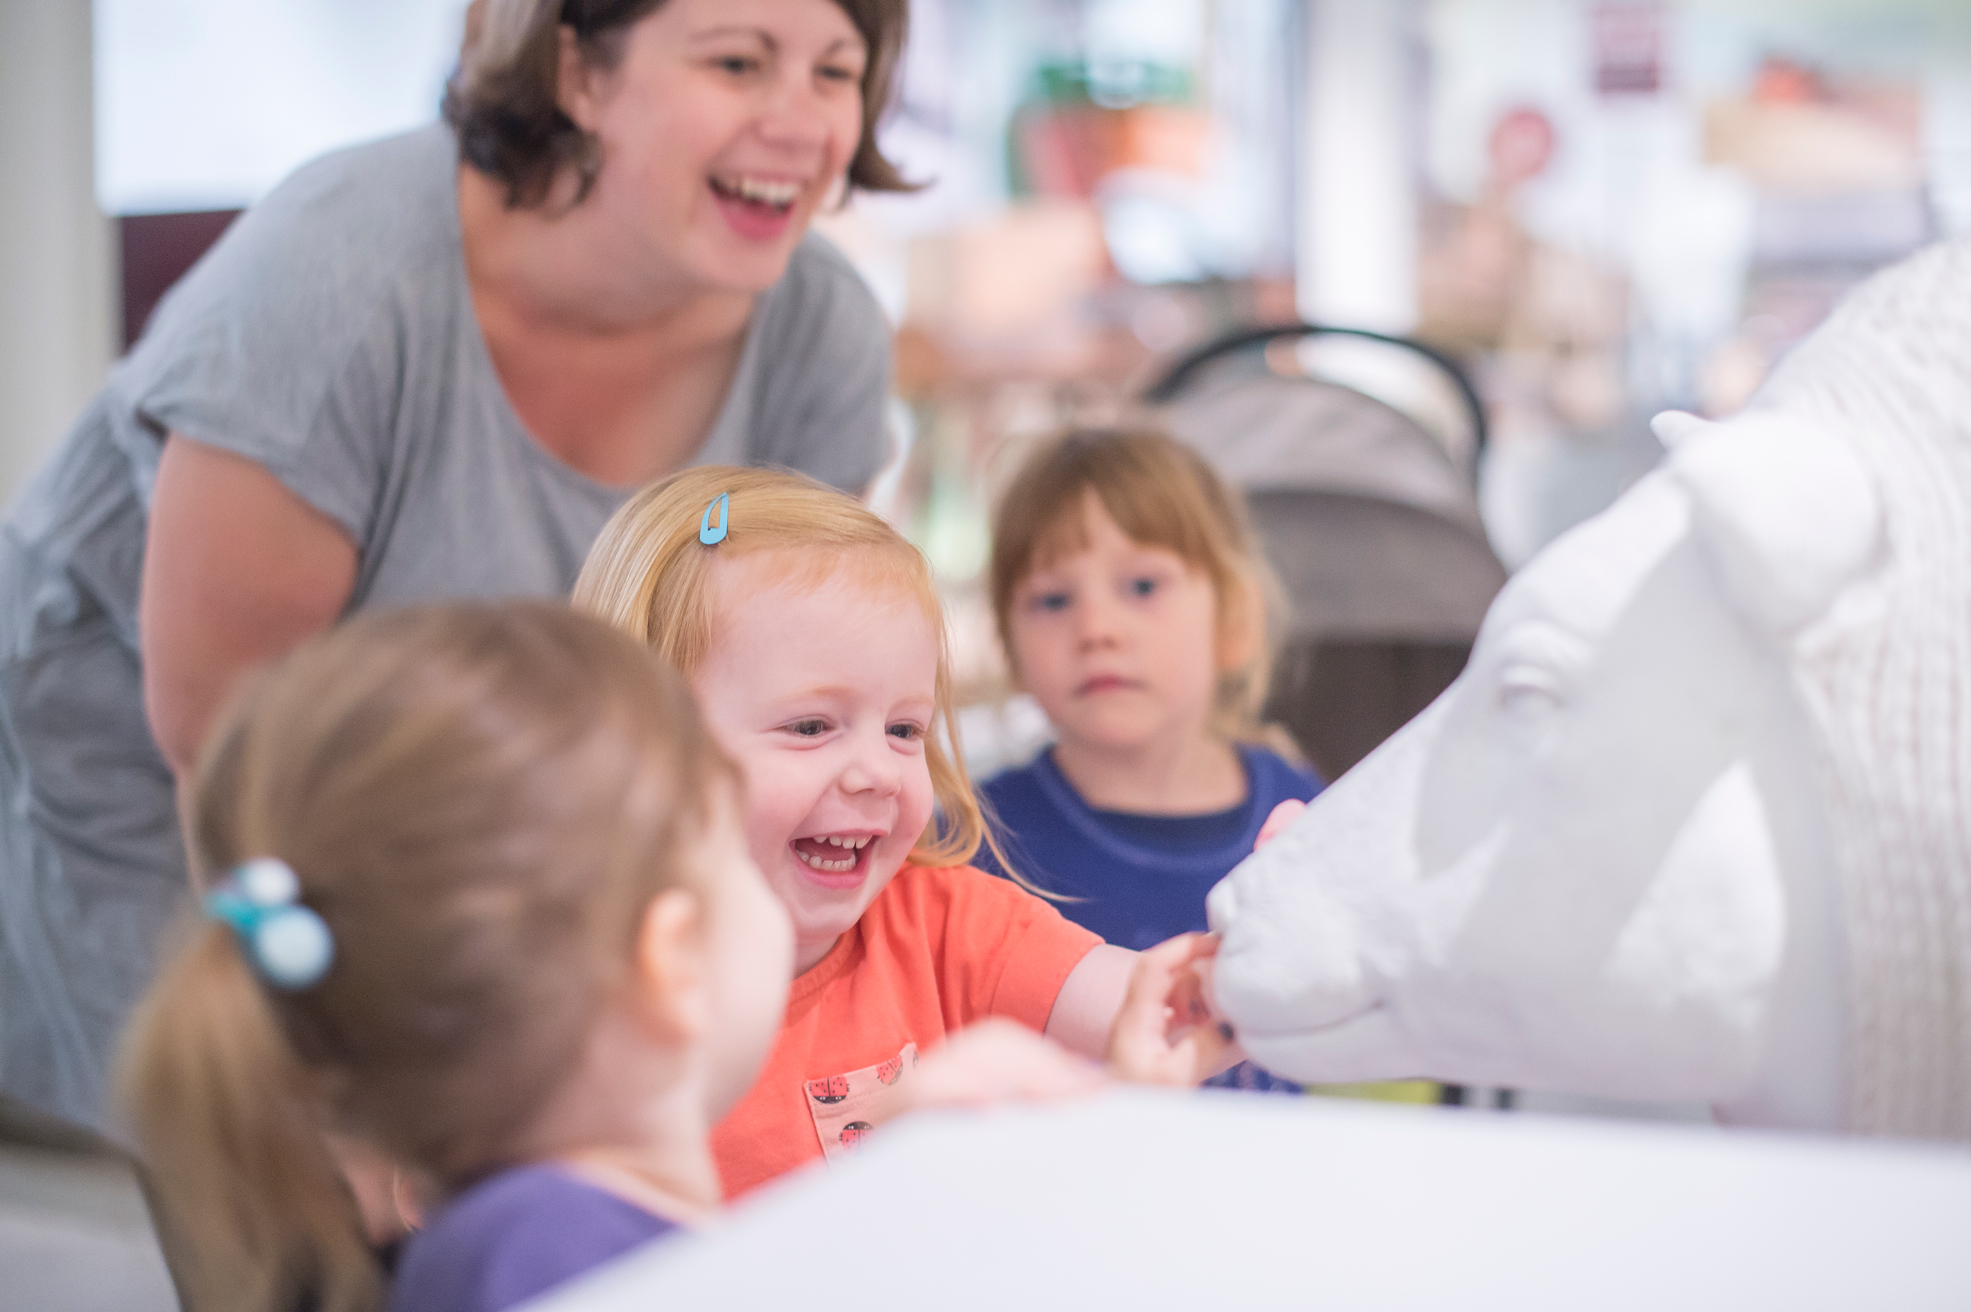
[1254,799,1306,850]
[1108,934,1224,1085]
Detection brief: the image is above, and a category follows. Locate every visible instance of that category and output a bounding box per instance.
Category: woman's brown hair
[989,427,1292,749]
[446,0,915,208]
[574,464,1029,883]
[117,601,733,1312]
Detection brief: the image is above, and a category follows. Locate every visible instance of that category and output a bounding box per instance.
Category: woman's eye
[788,718,827,737]
[818,61,862,84]
[1129,577,1160,598]
[712,55,760,76]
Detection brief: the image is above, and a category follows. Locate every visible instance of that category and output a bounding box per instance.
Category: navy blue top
[977,743,1322,1093]
[387,1164,680,1312]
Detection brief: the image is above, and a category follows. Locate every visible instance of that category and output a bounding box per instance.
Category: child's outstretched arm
[1044,944,1136,1059]
[1045,937,1241,1084]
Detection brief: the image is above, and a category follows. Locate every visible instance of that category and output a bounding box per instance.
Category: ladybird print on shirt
[803,1042,919,1162]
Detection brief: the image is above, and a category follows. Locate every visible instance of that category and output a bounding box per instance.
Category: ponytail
[115,601,733,1309]
[118,925,381,1312]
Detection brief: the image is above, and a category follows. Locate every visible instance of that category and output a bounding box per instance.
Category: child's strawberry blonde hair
[575,465,1003,873]
[989,427,1290,749]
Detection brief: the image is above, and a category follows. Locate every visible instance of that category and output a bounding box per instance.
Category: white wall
[0,1,119,506]
[95,0,469,214]
[1298,0,1421,331]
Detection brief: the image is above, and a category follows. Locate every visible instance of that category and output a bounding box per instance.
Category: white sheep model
[1207,237,1971,1140]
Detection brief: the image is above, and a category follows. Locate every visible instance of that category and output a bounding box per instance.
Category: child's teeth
[797,842,856,872]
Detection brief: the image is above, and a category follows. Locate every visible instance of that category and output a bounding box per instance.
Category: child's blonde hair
[575,465,1003,874]
[118,602,733,1312]
[989,427,1289,747]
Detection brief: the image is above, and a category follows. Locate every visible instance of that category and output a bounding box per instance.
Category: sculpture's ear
[1669,411,1882,637]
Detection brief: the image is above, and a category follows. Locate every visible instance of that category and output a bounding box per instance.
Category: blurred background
[5,0,1968,778]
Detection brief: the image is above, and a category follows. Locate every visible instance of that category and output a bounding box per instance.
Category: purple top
[386,1164,680,1312]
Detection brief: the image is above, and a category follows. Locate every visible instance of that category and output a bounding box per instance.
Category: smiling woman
[0,0,914,1128]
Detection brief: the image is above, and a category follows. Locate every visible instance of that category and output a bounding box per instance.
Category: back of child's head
[574,464,990,871]
[989,426,1284,743]
[118,601,733,1312]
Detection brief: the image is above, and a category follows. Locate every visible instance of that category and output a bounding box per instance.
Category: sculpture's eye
[1498,665,1564,715]
[1486,620,1586,731]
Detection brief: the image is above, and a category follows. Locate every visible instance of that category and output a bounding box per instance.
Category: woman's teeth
[713,175,800,209]
[795,835,872,873]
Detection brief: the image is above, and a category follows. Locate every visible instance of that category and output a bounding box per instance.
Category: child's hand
[1106,933,1242,1086]
[894,1018,1107,1120]
[1255,798,1306,850]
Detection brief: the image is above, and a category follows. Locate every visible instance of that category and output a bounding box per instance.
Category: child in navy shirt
[977,428,1323,1091]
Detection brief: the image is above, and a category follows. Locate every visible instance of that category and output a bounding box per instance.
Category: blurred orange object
[1016,104,1213,200]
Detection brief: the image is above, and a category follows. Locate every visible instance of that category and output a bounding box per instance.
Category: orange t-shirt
[712,863,1101,1198]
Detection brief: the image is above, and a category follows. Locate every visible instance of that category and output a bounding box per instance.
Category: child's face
[692,782,796,1120]
[1009,493,1226,758]
[692,553,940,972]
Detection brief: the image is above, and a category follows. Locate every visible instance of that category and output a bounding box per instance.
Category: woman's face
[567,0,868,294]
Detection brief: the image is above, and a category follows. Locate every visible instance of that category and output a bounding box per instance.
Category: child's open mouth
[791,834,873,878]
[709,173,800,241]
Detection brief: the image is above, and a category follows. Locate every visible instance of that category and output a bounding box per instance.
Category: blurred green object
[1033,58,1193,109]
[1308,1081,1444,1105]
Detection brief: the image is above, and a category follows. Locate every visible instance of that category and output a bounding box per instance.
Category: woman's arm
[140,435,358,776]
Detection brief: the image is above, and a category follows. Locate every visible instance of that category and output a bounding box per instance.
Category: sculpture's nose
[1206,874,1238,933]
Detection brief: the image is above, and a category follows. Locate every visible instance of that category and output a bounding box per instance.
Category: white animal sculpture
[1208,237,1971,1140]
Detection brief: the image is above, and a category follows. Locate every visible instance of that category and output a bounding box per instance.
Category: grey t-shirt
[0,126,894,1123]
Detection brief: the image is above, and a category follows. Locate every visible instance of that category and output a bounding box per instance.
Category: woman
[0,0,910,1126]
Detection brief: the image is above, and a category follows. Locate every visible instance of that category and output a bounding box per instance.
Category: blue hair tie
[204,857,334,990]
[699,493,730,546]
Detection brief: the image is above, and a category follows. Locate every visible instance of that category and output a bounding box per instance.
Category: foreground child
[120,603,794,1312]
[576,467,1230,1196]
[979,428,1323,1090]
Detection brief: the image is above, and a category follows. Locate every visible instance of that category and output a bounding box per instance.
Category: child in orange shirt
[577,467,1229,1197]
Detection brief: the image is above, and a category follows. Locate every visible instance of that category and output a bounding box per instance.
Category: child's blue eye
[887,723,922,741]
[1130,577,1159,598]
[789,719,827,737]
[1032,591,1071,613]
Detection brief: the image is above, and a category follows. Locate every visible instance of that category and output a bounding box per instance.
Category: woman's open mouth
[710,173,800,241]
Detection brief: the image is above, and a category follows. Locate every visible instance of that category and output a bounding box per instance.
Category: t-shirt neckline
[435,128,767,501]
[1032,746,1266,873]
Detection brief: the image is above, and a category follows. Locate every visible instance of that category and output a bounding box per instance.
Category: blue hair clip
[204,857,335,990]
[699,493,730,546]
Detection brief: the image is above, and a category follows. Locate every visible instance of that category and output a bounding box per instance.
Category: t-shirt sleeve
[748,234,895,494]
[111,136,446,544]
[923,865,1102,1033]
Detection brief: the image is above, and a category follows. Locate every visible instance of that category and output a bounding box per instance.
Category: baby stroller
[1149,324,1506,785]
